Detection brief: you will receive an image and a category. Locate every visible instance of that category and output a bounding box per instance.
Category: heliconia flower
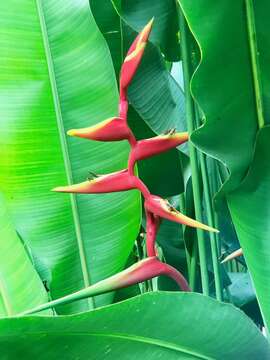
[145,195,219,233]
[20,257,190,315]
[128,132,189,171]
[221,248,243,264]
[120,18,154,98]
[52,169,136,194]
[67,117,131,142]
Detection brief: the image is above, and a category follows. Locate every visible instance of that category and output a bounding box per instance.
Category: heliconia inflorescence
[49,19,220,307]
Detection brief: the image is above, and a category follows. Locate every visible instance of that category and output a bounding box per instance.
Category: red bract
[53,170,136,194]
[129,132,189,172]
[105,257,190,292]
[145,195,219,233]
[21,257,190,315]
[119,18,154,99]
[67,117,131,142]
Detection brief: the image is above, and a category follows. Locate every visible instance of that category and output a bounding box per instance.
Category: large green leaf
[177,0,270,328]
[1,292,269,359]
[228,272,262,325]
[178,0,259,194]
[228,126,270,329]
[0,0,140,313]
[0,193,50,316]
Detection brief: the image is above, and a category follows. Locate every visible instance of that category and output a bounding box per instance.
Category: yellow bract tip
[67,129,76,137]
[196,222,219,233]
[51,186,63,192]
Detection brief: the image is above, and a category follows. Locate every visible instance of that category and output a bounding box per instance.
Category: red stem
[132,176,151,198]
[146,211,158,257]
[160,262,191,291]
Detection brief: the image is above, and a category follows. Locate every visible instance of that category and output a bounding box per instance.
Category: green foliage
[1,0,270,357]
[228,272,263,325]
[178,0,258,194]
[0,194,51,316]
[1,292,269,359]
[0,0,140,313]
[178,0,270,330]
[228,126,270,329]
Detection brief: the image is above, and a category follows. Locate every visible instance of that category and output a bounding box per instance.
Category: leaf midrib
[0,273,12,316]
[35,0,94,309]
[2,330,215,359]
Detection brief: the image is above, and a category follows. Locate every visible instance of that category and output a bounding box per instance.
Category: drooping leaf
[177,0,270,329]
[228,272,263,325]
[0,193,51,316]
[0,0,140,313]
[228,126,270,329]
[178,0,259,194]
[1,292,269,359]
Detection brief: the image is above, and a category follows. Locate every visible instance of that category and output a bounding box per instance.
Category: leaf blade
[1,292,269,359]
[0,0,140,313]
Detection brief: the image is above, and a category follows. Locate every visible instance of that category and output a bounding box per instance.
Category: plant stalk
[178,7,209,295]
[179,193,191,276]
[199,152,223,300]
[245,0,265,129]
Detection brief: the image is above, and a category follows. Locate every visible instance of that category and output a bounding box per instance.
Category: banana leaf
[0,0,140,313]
[0,193,51,316]
[178,0,270,329]
[1,292,269,359]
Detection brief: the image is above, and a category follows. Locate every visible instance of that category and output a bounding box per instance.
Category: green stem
[210,159,222,257]
[245,0,265,129]
[178,7,209,295]
[189,241,198,291]
[36,0,94,309]
[199,152,223,300]
[179,193,191,276]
